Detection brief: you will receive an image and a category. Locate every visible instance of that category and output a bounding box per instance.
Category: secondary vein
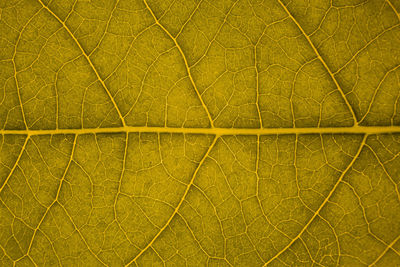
[37,0,127,127]
[125,135,218,265]
[276,0,358,126]
[143,0,215,128]
[263,134,368,266]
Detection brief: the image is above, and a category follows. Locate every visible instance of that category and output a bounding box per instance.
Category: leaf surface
[0,0,400,266]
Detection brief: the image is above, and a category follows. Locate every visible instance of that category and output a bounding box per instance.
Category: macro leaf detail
[0,0,400,266]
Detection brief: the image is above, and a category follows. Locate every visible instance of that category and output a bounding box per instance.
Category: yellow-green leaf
[0,0,400,266]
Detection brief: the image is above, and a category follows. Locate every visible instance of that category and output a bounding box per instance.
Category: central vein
[1,126,400,136]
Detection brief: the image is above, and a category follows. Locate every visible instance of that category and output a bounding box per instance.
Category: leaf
[0,0,400,266]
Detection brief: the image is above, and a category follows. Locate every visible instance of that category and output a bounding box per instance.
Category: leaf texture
[0,0,400,266]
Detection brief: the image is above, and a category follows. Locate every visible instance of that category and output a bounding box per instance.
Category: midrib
[1,126,400,136]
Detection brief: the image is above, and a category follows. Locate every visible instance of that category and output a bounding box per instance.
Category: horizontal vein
[1,126,400,136]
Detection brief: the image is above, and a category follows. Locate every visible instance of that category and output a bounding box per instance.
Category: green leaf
[0,0,400,266]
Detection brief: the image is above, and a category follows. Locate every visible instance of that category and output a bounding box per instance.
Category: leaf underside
[0,0,400,266]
